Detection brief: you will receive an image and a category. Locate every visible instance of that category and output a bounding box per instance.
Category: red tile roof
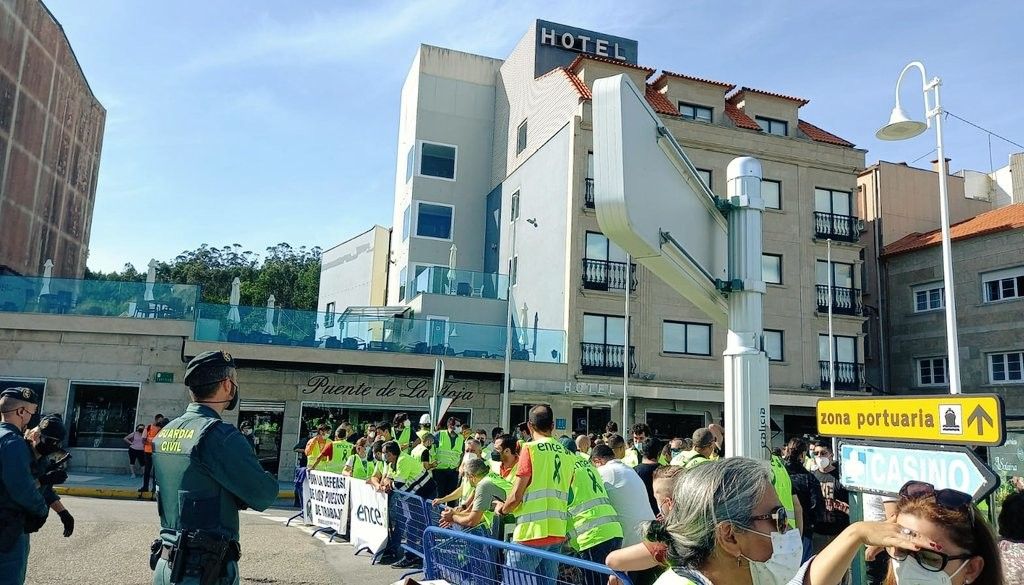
[728,87,810,107]
[798,119,854,147]
[724,102,761,130]
[882,204,1024,257]
[652,70,735,91]
[645,85,679,116]
[560,67,591,99]
[567,54,656,78]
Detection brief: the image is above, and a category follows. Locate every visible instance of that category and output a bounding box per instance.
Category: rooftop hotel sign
[534,20,638,77]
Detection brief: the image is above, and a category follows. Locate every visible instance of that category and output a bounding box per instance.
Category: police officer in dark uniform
[26,414,75,538]
[0,387,49,585]
[151,351,279,585]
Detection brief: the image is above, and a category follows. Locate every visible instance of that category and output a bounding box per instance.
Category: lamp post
[501,216,537,430]
[876,61,960,395]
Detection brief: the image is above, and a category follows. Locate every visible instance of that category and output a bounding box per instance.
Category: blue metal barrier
[424,526,634,585]
[391,489,433,560]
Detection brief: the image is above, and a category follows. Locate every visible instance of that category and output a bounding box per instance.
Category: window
[696,168,712,192]
[584,314,626,346]
[324,302,336,328]
[510,256,518,286]
[816,260,854,288]
[67,382,140,448]
[511,191,520,222]
[989,352,1023,383]
[415,202,454,240]
[517,120,528,155]
[585,232,628,262]
[764,330,784,361]
[679,103,713,123]
[762,254,782,285]
[405,145,415,182]
[419,141,457,180]
[913,283,944,312]
[814,188,853,216]
[983,266,1024,302]
[401,205,411,241]
[756,116,788,136]
[663,321,712,356]
[916,357,948,386]
[398,267,408,302]
[762,179,781,210]
[818,334,857,363]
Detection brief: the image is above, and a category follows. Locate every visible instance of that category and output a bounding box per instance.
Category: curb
[54,486,296,501]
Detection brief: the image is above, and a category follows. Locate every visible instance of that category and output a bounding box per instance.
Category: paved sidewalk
[55,471,296,501]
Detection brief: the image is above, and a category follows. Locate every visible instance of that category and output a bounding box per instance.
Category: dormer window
[755,116,788,137]
[678,102,713,123]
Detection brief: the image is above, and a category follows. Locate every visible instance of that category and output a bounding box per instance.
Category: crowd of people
[294,406,1022,585]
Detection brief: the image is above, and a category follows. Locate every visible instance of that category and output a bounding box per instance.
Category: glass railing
[0,275,199,320]
[195,302,567,364]
[412,267,508,300]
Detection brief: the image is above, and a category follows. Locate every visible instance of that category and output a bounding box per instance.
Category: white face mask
[892,556,968,585]
[815,456,831,470]
[454,426,462,434]
[741,528,803,585]
[404,420,411,428]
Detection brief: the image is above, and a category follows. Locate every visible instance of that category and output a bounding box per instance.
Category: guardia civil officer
[0,387,49,585]
[26,414,75,538]
[151,351,279,585]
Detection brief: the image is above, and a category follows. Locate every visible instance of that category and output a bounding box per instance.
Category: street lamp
[876,61,961,395]
[501,216,537,430]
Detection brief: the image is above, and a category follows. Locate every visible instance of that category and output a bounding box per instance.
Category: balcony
[196,302,567,364]
[815,285,862,316]
[0,275,198,320]
[819,361,864,391]
[580,342,636,376]
[814,212,861,243]
[582,259,637,292]
[412,266,508,300]
[584,178,595,208]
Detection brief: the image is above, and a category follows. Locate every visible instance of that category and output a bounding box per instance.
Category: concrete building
[376,20,867,439]
[0,0,105,278]
[316,225,391,338]
[959,152,1024,207]
[880,204,1024,410]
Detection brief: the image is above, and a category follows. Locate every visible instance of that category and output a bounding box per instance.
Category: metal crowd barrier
[424,526,634,585]
[390,489,433,561]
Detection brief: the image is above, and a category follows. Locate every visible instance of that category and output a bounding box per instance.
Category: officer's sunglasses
[748,505,789,533]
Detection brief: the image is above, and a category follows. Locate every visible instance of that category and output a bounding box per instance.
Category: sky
[44,0,1024,272]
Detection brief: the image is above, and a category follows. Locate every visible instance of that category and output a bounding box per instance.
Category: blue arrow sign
[839,440,999,502]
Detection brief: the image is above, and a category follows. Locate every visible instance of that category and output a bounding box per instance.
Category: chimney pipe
[931,158,951,175]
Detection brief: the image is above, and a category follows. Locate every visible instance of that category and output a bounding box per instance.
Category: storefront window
[67,382,139,448]
[298,402,471,440]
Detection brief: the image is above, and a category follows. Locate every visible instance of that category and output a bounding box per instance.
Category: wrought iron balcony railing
[580,342,636,376]
[815,284,862,316]
[819,360,864,391]
[582,259,637,291]
[814,211,861,242]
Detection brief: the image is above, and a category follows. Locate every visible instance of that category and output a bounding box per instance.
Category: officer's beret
[183,351,236,387]
[37,414,67,443]
[1,387,38,404]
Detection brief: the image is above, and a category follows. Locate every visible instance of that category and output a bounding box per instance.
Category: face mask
[404,420,411,428]
[892,556,968,585]
[815,456,831,470]
[670,449,683,458]
[741,528,803,585]
[454,426,462,434]
[27,410,41,430]
[490,450,503,462]
[226,381,239,411]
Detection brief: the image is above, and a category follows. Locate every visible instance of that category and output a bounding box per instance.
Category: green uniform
[0,422,49,585]
[435,432,464,470]
[512,436,576,543]
[346,455,371,480]
[396,425,412,451]
[474,472,513,529]
[622,448,640,468]
[385,452,431,493]
[567,456,623,552]
[770,454,797,529]
[321,440,352,475]
[151,404,280,585]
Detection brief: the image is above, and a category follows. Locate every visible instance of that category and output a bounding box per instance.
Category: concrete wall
[883,228,1024,412]
[317,225,390,324]
[654,77,730,125]
[730,92,801,135]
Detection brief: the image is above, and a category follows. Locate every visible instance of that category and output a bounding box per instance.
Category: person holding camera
[25,414,75,538]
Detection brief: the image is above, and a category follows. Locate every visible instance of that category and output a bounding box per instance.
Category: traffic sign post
[817,394,1004,447]
[838,440,999,502]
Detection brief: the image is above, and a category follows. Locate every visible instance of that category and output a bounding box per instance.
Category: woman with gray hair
[647,457,942,585]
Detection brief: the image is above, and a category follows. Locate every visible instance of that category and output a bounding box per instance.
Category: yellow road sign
[817,394,1004,446]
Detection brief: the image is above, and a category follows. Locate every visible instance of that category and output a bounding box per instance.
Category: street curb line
[54,486,295,500]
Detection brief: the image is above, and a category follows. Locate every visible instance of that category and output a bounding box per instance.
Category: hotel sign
[534,20,638,77]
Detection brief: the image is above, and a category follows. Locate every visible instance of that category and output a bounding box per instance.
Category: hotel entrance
[238,401,285,475]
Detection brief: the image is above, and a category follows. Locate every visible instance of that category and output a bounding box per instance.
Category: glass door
[572,405,611,435]
[239,401,285,475]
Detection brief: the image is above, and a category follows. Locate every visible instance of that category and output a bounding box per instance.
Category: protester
[811,441,849,553]
[123,423,146,479]
[560,435,578,454]
[305,424,330,464]
[138,413,164,497]
[568,454,624,585]
[375,440,433,569]
[670,428,715,469]
[496,405,577,584]
[439,456,511,534]
[784,437,823,561]
[342,437,372,479]
[634,439,664,515]
[998,491,1024,585]
[707,423,724,458]
[490,433,519,479]
[577,434,592,459]
[605,433,628,460]
[605,466,685,575]
[239,421,257,454]
[591,443,655,547]
[434,417,464,497]
[625,423,651,467]
[667,438,685,462]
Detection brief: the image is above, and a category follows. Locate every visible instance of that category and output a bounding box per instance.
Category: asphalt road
[25,496,409,585]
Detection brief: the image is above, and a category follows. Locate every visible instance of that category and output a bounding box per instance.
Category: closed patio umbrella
[262,295,276,336]
[144,259,157,302]
[38,259,53,298]
[227,277,241,326]
[447,243,457,294]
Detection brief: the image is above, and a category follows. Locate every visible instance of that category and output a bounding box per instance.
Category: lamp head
[876,105,927,141]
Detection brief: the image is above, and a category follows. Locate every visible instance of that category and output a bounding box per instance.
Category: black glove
[24,514,46,534]
[58,510,74,537]
[38,469,68,486]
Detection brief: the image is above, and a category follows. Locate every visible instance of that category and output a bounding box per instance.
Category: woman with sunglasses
[648,458,942,585]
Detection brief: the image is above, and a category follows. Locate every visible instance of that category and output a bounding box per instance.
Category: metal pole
[501,218,517,430]
[930,80,961,395]
[623,254,631,430]
[828,238,835,399]
[723,157,770,460]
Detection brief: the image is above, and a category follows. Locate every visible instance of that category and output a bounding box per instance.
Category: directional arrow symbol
[967,405,994,435]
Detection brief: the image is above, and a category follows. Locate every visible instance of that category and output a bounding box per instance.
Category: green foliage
[87,243,322,311]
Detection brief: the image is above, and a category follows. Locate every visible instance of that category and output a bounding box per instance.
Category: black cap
[1,387,38,404]
[184,351,236,386]
[37,414,67,443]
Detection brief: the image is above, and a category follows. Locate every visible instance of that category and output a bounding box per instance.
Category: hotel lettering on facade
[0,20,867,479]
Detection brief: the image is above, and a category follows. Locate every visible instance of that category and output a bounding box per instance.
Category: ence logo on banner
[356,505,384,527]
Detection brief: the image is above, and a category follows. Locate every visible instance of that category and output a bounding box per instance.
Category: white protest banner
[307,470,350,533]
[348,478,389,554]
[301,470,313,525]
